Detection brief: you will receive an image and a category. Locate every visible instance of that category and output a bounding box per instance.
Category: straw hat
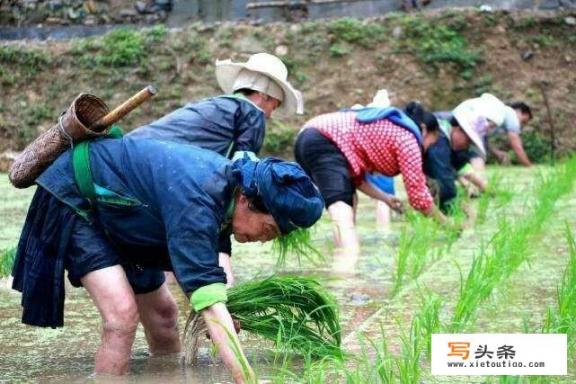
[476,93,507,127]
[215,53,304,115]
[366,89,391,108]
[452,104,487,157]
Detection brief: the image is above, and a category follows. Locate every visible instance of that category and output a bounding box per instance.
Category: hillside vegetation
[0,10,574,162]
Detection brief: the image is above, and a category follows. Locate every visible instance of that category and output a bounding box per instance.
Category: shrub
[521,131,552,163]
[327,18,385,48]
[73,28,146,68]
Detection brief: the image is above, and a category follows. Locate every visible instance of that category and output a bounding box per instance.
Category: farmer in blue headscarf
[12,136,323,383]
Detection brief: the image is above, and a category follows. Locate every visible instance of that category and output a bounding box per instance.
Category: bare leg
[81,266,139,375]
[376,201,392,232]
[470,157,487,184]
[135,283,181,356]
[164,271,177,284]
[328,201,360,273]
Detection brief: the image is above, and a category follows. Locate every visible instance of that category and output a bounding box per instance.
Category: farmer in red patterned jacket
[295,106,448,273]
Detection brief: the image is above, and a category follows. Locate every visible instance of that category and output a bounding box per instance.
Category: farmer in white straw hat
[434,93,507,199]
[127,52,303,287]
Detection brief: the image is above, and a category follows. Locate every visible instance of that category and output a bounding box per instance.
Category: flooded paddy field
[0,163,574,383]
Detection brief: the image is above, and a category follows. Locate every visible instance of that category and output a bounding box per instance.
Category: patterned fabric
[303,111,433,212]
[231,157,324,234]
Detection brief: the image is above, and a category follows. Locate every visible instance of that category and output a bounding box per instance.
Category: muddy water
[1,167,574,382]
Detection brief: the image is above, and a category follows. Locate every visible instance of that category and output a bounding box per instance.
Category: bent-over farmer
[12,136,323,383]
[128,52,303,285]
[294,106,448,273]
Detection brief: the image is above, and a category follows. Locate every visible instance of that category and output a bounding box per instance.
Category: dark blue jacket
[127,95,266,158]
[36,137,235,295]
[423,132,473,213]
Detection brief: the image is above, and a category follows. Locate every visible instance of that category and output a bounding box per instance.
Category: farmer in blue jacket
[129,52,303,285]
[129,52,303,160]
[12,136,323,383]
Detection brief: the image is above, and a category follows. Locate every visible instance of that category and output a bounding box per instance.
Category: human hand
[497,152,511,166]
[386,197,405,214]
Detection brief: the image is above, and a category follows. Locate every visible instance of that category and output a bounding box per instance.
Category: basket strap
[73,141,96,204]
[72,125,124,206]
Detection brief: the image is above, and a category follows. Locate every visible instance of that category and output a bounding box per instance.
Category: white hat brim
[215,60,303,115]
[453,107,486,157]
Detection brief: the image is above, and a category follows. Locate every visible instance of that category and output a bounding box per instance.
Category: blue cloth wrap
[355,107,423,146]
[231,157,324,234]
[366,174,395,195]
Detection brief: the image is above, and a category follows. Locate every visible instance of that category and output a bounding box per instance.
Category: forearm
[202,303,254,383]
[218,253,234,287]
[358,180,392,203]
[462,172,487,192]
[508,133,532,167]
[358,181,404,213]
[511,144,532,167]
[423,204,448,225]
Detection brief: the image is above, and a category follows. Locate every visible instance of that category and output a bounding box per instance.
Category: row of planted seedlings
[293,159,576,383]
[390,169,515,297]
[377,159,576,383]
[450,157,576,332]
[272,168,532,382]
[490,223,576,384]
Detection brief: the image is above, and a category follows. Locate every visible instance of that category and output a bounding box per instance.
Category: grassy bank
[1,10,575,162]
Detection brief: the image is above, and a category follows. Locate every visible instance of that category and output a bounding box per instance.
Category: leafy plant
[329,43,352,58]
[73,28,146,68]
[262,120,298,156]
[0,46,51,78]
[327,18,385,48]
[521,131,552,164]
[399,17,481,78]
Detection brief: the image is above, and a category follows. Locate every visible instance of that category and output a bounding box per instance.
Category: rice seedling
[542,224,576,349]
[396,315,423,383]
[450,158,576,331]
[416,293,442,358]
[0,248,16,278]
[476,172,513,225]
[272,228,324,267]
[183,276,342,365]
[390,209,458,296]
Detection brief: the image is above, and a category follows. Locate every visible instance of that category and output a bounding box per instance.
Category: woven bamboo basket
[9,86,156,188]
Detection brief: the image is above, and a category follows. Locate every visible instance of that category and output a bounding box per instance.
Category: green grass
[71,27,168,68]
[327,18,386,49]
[398,16,481,79]
[0,46,51,78]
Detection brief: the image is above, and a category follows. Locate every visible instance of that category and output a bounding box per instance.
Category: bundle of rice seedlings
[184,275,342,365]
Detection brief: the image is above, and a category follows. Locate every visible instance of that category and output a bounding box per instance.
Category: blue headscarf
[231,157,324,234]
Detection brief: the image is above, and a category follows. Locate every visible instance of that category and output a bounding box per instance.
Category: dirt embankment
[0,10,575,167]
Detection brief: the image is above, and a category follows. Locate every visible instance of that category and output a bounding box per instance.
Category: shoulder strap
[73,141,96,204]
[72,125,124,205]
